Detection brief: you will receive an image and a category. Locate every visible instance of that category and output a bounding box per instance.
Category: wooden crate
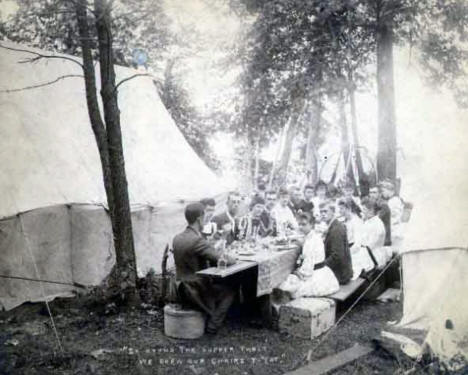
[278,298,336,339]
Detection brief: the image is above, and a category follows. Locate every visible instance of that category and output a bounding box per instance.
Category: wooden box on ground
[164,304,205,339]
[278,298,336,339]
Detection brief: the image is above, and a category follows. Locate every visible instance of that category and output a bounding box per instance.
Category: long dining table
[196,244,300,325]
[196,244,300,307]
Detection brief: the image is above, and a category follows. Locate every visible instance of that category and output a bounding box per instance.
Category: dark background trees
[2,0,467,195]
[230,0,467,190]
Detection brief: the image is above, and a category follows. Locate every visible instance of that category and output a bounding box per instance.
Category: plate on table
[237,251,256,256]
[274,244,298,251]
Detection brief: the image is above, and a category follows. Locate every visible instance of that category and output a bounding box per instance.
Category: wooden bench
[329,277,366,302]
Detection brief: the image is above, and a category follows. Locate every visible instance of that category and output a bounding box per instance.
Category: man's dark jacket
[376,200,392,246]
[324,219,353,284]
[172,226,220,313]
[173,226,219,283]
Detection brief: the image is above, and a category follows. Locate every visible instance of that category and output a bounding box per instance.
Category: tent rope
[306,255,400,362]
[0,274,86,288]
[18,213,64,354]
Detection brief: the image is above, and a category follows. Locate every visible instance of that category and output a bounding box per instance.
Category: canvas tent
[0,41,226,310]
[388,57,468,367]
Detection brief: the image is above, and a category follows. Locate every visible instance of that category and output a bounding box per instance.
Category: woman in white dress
[277,212,339,299]
[337,198,374,279]
[360,197,393,269]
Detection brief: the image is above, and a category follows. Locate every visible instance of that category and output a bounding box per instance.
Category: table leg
[258,294,273,328]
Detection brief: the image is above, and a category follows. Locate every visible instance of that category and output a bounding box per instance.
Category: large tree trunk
[305,97,321,185]
[253,137,260,188]
[75,0,115,225]
[268,121,287,189]
[376,2,397,182]
[275,95,304,187]
[241,133,255,194]
[94,0,138,298]
[348,81,369,196]
[337,90,354,184]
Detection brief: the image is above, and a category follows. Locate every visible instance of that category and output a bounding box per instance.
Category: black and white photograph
[0,0,467,374]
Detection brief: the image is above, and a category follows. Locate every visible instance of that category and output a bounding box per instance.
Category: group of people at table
[172,180,407,334]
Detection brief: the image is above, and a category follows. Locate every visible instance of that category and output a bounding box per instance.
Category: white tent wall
[399,248,468,363]
[70,204,115,286]
[0,41,227,310]
[390,48,468,364]
[0,205,75,311]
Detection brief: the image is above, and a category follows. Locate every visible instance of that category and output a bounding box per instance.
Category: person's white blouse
[361,215,386,250]
[346,213,363,247]
[296,230,325,278]
[388,196,404,225]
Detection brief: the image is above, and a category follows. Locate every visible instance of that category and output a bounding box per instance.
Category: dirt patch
[0,297,442,374]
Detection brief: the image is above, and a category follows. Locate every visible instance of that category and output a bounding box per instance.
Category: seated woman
[337,198,374,279]
[360,197,393,269]
[277,212,339,299]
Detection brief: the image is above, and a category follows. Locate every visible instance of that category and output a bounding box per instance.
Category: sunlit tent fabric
[394,59,468,366]
[0,41,226,310]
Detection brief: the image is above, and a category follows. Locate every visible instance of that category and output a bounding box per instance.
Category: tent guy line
[0,274,86,289]
[306,255,400,363]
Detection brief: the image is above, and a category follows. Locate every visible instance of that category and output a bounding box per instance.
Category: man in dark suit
[173,203,236,334]
[369,186,392,246]
[298,184,315,215]
[320,201,353,284]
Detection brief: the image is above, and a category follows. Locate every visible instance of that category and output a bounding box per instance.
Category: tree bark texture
[348,82,369,196]
[305,97,321,185]
[337,90,354,184]
[75,0,115,224]
[94,0,138,292]
[275,94,304,187]
[376,3,397,182]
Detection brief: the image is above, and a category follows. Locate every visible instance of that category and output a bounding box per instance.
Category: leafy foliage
[1,0,172,69]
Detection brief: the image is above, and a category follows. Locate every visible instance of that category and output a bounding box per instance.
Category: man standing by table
[173,203,236,334]
[320,201,353,284]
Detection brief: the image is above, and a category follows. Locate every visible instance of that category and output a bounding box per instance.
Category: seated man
[277,212,339,299]
[379,181,404,225]
[237,197,272,239]
[312,181,328,220]
[320,201,353,284]
[271,187,298,236]
[337,198,373,279]
[260,190,278,237]
[200,197,217,238]
[299,184,315,216]
[369,185,392,246]
[289,185,305,215]
[173,203,236,334]
[212,191,241,244]
[379,180,405,247]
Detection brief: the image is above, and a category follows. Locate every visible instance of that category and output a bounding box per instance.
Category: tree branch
[0,74,83,93]
[0,44,84,69]
[114,73,152,91]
